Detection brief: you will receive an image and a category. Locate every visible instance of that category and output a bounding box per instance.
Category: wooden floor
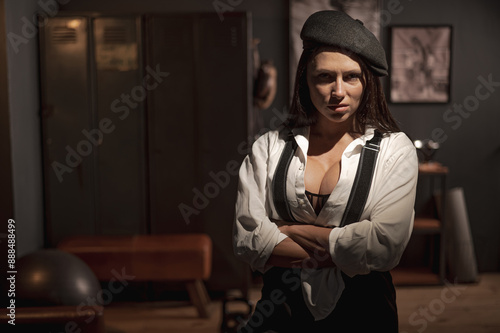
[104,273,500,333]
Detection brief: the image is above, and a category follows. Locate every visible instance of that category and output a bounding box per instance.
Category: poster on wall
[289,0,382,94]
[390,26,452,103]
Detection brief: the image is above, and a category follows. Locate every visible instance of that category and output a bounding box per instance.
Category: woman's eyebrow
[343,69,362,75]
[312,68,362,74]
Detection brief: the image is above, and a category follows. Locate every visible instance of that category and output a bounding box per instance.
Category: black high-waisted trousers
[240,267,398,333]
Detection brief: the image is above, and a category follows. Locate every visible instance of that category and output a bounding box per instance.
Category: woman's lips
[328,104,349,112]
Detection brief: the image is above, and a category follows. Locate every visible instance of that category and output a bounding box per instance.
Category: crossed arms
[266,221,336,268]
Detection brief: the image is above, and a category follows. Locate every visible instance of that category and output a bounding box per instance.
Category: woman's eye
[345,73,361,81]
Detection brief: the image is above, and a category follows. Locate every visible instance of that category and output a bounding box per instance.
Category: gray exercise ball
[16,249,101,307]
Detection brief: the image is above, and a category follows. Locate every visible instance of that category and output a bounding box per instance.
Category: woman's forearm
[273,220,333,251]
[280,224,334,266]
[266,237,310,267]
[266,229,335,268]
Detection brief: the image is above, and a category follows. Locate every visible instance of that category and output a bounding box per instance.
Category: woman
[233,10,418,332]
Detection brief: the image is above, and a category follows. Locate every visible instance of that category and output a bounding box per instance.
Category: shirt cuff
[328,227,342,261]
[328,226,371,277]
[328,227,356,278]
[277,232,289,244]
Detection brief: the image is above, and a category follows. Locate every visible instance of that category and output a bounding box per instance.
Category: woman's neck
[309,114,354,143]
[307,116,357,157]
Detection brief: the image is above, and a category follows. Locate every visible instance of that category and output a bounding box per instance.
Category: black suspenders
[272,131,299,223]
[340,130,382,226]
[272,129,383,225]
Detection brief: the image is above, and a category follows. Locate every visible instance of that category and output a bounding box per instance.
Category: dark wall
[0,0,15,271]
[3,0,44,257]
[380,0,500,272]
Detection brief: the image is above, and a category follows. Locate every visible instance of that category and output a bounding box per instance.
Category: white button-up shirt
[233,126,418,320]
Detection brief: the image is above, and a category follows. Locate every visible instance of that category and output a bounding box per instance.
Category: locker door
[41,15,148,246]
[145,15,198,233]
[145,13,252,291]
[93,17,147,235]
[196,13,252,291]
[40,17,96,245]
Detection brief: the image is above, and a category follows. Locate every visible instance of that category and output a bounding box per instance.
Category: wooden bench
[0,305,105,332]
[57,234,212,318]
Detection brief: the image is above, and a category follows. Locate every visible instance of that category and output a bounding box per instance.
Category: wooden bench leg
[186,280,210,318]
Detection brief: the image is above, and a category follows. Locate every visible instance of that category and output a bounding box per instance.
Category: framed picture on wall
[390,25,452,103]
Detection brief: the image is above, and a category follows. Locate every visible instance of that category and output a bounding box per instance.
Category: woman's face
[306,50,364,124]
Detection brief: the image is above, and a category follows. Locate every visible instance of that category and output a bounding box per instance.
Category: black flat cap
[300,10,388,76]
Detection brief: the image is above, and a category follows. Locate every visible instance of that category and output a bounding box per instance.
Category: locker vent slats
[51,27,77,44]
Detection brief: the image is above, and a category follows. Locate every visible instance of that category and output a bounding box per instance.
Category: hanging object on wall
[253,59,277,110]
[252,38,277,110]
[390,26,452,103]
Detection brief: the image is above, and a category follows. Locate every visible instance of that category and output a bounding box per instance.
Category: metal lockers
[40,12,251,291]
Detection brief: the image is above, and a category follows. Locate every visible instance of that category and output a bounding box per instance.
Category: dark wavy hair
[286,45,400,135]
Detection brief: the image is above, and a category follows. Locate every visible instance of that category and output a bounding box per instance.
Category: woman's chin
[324,112,351,123]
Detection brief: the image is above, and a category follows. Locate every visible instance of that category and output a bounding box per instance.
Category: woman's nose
[331,79,346,98]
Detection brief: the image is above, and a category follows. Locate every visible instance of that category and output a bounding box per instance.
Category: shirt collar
[343,127,376,157]
[291,126,310,157]
[291,126,376,158]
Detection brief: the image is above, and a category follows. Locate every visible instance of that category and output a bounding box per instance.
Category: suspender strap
[272,131,299,222]
[340,130,383,227]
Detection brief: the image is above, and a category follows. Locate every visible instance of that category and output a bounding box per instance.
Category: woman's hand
[277,224,292,236]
